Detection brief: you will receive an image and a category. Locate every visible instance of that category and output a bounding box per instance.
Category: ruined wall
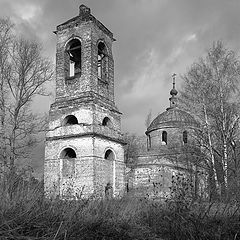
[47,102,122,140]
[45,137,94,198]
[55,18,114,103]
[45,135,125,198]
[148,127,196,150]
[132,164,174,198]
[44,159,61,198]
[93,137,125,197]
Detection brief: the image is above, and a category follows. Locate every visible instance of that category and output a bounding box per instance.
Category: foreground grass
[0,183,240,239]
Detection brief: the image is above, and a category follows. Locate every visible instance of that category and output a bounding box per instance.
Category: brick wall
[44,7,125,199]
[55,20,115,103]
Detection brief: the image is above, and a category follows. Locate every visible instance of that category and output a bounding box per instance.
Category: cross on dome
[170,73,178,96]
[167,73,178,110]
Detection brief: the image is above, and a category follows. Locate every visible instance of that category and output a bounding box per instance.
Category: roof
[146,107,199,134]
[55,5,114,40]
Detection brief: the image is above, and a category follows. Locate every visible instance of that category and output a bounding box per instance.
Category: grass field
[0,179,240,240]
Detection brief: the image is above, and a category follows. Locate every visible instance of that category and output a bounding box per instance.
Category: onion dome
[170,88,178,96]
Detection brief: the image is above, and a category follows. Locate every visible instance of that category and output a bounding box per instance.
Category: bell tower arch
[44,5,125,199]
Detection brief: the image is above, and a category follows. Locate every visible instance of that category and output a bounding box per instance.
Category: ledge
[46,132,126,145]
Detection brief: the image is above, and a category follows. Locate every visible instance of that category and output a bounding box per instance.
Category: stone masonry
[127,76,207,199]
[44,5,125,199]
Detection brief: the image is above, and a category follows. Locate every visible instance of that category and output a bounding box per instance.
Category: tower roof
[55,5,115,41]
[169,73,178,96]
[146,108,199,134]
[167,73,178,110]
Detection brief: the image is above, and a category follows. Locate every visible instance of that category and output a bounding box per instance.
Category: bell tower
[44,5,125,198]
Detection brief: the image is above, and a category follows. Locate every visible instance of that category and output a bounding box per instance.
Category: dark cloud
[0,0,240,135]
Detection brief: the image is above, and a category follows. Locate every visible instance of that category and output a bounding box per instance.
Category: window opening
[183,131,188,144]
[66,39,81,78]
[162,131,167,145]
[148,135,151,149]
[102,117,112,127]
[98,42,107,80]
[63,115,78,125]
[61,148,76,158]
[104,149,114,160]
[61,148,76,178]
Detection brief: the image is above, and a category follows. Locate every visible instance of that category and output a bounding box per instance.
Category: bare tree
[180,41,240,200]
[0,18,54,174]
[123,133,146,165]
[0,18,13,168]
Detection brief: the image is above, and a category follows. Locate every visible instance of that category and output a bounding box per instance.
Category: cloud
[0,0,240,135]
[184,33,197,43]
[13,3,42,21]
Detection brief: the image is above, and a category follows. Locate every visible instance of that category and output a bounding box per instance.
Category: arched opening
[104,149,115,160]
[148,135,151,150]
[60,148,76,158]
[63,115,78,125]
[65,39,81,78]
[61,148,76,178]
[162,131,167,145]
[98,41,107,81]
[104,149,115,198]
[102,117,112,127]
[183,130,188,144]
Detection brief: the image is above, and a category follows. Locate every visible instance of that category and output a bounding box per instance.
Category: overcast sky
[1,0,240,135]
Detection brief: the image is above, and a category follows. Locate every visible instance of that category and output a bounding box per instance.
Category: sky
[0,0,240,134]
[1,0,240,177]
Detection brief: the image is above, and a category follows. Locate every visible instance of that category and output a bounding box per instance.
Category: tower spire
[172,73,176,90]
[167,73,178,110]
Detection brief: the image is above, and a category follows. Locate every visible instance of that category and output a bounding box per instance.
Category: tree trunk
[219,85,228,199]
[203,103,218,197]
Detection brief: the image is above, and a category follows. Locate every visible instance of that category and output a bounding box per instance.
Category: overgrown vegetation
[0,175,240,240]
[0,17,53,175]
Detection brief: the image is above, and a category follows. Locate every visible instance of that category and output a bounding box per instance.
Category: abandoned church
[44,5,206,199]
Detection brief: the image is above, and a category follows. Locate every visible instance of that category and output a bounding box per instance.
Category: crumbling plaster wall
[45,135,125,198]
[55,22,114,102]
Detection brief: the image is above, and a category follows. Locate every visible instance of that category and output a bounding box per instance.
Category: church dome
[146,107,199,134]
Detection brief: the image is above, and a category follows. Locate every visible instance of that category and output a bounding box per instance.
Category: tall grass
[0,176,240,239]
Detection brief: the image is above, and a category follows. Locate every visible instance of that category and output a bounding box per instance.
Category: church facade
[44,5,206,199]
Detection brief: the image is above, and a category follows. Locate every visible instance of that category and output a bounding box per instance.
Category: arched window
[162,131,167,145]
[104,149,115,161]
[61,148,76,178]
[98,41,107,81]
[148,135,151,149]
[63,115,78,125]
[183,131,188,144]
[60,148,76,158]
[102,117,112,127]
[65,39,81,78]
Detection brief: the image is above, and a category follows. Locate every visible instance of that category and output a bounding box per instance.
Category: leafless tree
[123,133,146,165]
[0,18,13,168]
[180,41,240,200]
[0,18,54,174]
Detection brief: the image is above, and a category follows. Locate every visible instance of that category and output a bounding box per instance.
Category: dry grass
[0,178,240,239]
